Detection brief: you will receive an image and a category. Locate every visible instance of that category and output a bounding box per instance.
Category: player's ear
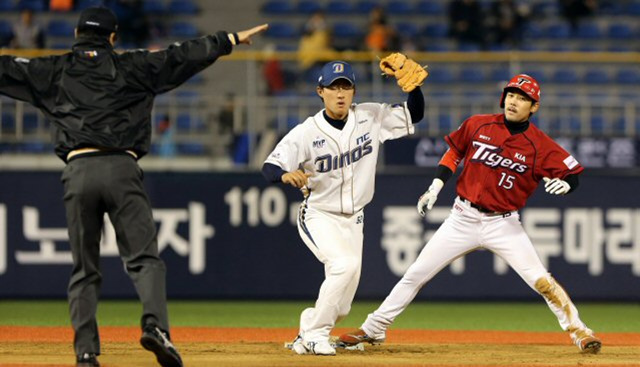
[530,101,540,114]
[316,86,325,101]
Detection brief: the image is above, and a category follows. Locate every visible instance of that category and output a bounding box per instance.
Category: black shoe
[140,325,183,367]
[76,353,100,367]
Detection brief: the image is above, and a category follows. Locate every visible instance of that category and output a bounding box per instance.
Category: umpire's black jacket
[0,31,232,161]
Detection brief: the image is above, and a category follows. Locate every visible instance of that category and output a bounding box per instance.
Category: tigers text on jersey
[445,114,584,212]
[265,102,414,214]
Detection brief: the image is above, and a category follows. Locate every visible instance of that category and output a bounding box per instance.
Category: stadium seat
[395,22,419,38]
[177,143,206,155]
[438,114,452,131]
[583,69,609,84]
[184,73,205,85]
[522,23,543,39]
[16,0,46,11]
[0,20,11,40]
[415,1,444,15]
[386,1,412,15]
[459,67,485,83]
[22,113,39,132]
[47,20,74,37]
[143,0,165,14]
[626,1,640,15]
[457,43,481,52]
[607,24,634,39]
[427,69,454,83]
[0,0,14,11]
[608,45,632,52]
[169,22,199,38]
[261,0,294,15]
[590,116,605,134]
[614,69,640,85]
[354,0,378,14]
[176,114,206,131]
[332,22,363,38]
[423,23,448,38]
[1,113,15,130]
[551,68,579,83]
[545,23,570,39]
[168,0,198,14]
[75,0,101,11]
[424,43,454,52]
[326,1,353,14]
[574,22,601,39]
[490,68,511,82]
[297,0,321,14]
[264,23,299,39]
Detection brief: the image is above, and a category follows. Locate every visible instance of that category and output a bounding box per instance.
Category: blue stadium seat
[47,20,74,37]
[169,22,199,38]
[423,23,448,38]
[51,42,71,49]
[395,22,419,38]
[608,45,632,52]
[574,22,601,39]
[143,0,165,14]
[607,24,634,39]
[178,143,206,155]
[23,113,39,132]
[0,20,11,39]
[590,116,605,134]
[522,23,543,39]
[354,0,378,14]
[326,1,353,14]
[19,142,48,153]
[548,43,572,52]
[523,69,546,83]
[490,68,511,82]
[17,0,46,11]
[0,0,14,11]
[545,23,570,39]
[626,1,640,15]
[576,44,600,52]
[614,69,640,85]
[1,113,15,130]
[297,0,322,14]
[438,114,452,131]
[176,114,205,131]
[261,0,294,14]
[426,69,454,83]
[386,0,412,15]
[75,0,102,11]
[459,67,485,83]
[185,73,205,85]
[583,69,609,84]
[168,0,198,14]
[264,23,299,39]
[551,68,579,83]
[415,1,444,15]
[424,43,454,52]
[457,43,481,52]
[332,22,363,38]
[532,0,559,16]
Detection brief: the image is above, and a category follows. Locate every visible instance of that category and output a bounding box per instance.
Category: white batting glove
[417,178,444,217]
[543,177,570,195]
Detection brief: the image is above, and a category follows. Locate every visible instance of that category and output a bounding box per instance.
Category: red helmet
[499,74,541,108]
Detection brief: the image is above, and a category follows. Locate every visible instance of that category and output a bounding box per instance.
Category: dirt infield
[0,326,638,366]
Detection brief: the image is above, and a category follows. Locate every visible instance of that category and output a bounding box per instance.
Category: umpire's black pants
[62,153,169,356]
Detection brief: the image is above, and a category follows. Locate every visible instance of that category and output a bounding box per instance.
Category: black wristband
[232,32,239,45]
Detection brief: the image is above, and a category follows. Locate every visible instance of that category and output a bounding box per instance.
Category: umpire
[0,6,267,367]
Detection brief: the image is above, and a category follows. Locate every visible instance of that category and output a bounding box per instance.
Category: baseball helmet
[499,74,541,108]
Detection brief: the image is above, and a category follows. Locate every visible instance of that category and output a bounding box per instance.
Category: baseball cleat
[571,329,602,354]
[339,328,386,346]
[76,353,100,367]
[305,340,336,355]
[140,325,183,367]
[290,334,308,355]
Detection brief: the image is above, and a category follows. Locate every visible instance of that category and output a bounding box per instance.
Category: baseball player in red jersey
[340,74,602,354]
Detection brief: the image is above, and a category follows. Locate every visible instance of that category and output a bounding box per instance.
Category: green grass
[0,300,638,332]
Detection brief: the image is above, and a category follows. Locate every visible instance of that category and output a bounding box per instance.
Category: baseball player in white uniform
[340,74,602,354]
[262,57,427,355]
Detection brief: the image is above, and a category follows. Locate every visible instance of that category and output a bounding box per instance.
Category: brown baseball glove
[379,52,428,93]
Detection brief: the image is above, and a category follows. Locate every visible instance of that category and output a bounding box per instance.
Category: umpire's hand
[282,170,312,188]
[236,24,269,45]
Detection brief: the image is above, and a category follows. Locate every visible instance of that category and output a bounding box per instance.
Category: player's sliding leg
[342,212,481,345]
[484,216,601,354]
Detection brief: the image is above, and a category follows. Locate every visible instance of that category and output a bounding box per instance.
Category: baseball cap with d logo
[318,61,356,87]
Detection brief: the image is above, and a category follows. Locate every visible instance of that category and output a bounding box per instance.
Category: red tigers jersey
[445,113,584,212]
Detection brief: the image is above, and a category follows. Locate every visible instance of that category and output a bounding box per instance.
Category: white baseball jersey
[265,102,414,214]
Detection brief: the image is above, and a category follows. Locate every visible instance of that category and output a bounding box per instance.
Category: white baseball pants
[362,196,588,338]
[297,205,364,343]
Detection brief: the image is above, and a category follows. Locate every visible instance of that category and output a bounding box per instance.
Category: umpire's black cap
[77,7,118,33]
